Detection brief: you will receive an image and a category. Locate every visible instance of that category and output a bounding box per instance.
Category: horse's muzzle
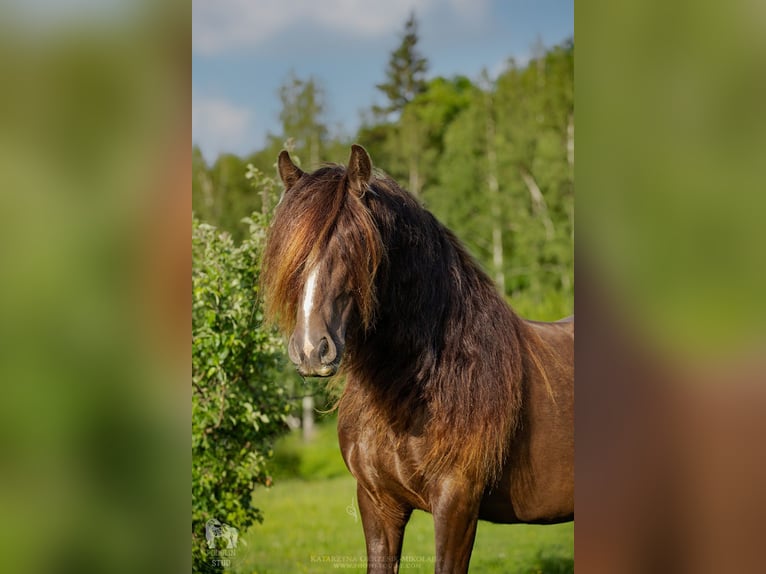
[289,333,341,378]
[297,362,339,378]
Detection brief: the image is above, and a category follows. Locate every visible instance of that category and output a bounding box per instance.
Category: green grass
[269,417,349,481]
[233,420,573,573]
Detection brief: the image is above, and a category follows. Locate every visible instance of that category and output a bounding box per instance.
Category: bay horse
[262,145,573,573]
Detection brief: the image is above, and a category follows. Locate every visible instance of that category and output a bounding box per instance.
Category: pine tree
[374,12,428,119]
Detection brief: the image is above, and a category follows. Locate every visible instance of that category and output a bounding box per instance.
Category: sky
[192,0,573,162]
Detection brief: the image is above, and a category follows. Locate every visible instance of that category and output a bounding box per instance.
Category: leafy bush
[192,202,293,571]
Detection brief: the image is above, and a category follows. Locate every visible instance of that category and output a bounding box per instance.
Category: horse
[262,145,574,573]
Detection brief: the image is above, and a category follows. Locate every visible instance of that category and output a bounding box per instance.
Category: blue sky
[192,0,573,162]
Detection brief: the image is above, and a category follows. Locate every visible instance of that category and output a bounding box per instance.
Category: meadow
[233,418,573,573]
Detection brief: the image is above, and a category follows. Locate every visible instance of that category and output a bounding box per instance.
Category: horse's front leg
[431,483,481,574]
[357,482,412,574]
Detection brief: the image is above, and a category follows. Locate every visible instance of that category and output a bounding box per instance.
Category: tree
[192,174,294,571]
[374,12,429,119]
[493,39,574,315]
[480,70,506,293]
[274,72,328,169]
[192,145,215,222]
[192,148,268,242]
[432,83,499,278]
[371,12,429,194]
[392,75,474,196]
[425,40,573,319]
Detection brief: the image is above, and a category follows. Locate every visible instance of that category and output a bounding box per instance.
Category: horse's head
[263,145,383,377]
[287,254,351,377]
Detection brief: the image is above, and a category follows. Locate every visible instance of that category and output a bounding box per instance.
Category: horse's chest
[338,418,430,511]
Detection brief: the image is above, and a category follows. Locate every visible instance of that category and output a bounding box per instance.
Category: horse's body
[262,146,573,573]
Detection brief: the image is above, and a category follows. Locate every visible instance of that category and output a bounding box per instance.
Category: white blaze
[302,265,320,356]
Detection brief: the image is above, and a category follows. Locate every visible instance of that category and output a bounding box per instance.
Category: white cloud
[192,96,253,159]
[446,0,490,25]
[193,0,446,55]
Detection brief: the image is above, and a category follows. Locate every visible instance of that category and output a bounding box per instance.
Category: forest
[192,15,573,571]
[193,17,573,320]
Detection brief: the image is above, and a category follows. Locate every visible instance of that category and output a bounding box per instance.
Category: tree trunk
[408,155,420,197]
[302,395,315,442]
[485,91,505,294]
[567,113,574,168]
[200,171,214,219]
[406,119,420,197]
[520,169,555,241]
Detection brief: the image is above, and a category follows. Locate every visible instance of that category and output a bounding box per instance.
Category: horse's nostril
[287,336,301,365]
[317,337,336,365]
[317,337,329,358]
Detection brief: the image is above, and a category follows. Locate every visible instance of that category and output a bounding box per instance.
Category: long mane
[263,163,538,484]
[261,165,383,334]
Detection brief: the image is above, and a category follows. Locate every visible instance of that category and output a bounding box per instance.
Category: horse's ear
[278,150,304,189]
[347,144,372,193]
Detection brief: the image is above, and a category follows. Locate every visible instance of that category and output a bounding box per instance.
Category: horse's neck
[365,228,512,378]
[344,209,527,485]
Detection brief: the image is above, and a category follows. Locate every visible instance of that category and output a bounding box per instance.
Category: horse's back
[525,314,573,332]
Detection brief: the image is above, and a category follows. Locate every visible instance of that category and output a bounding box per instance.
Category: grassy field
[232,420,573,573]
